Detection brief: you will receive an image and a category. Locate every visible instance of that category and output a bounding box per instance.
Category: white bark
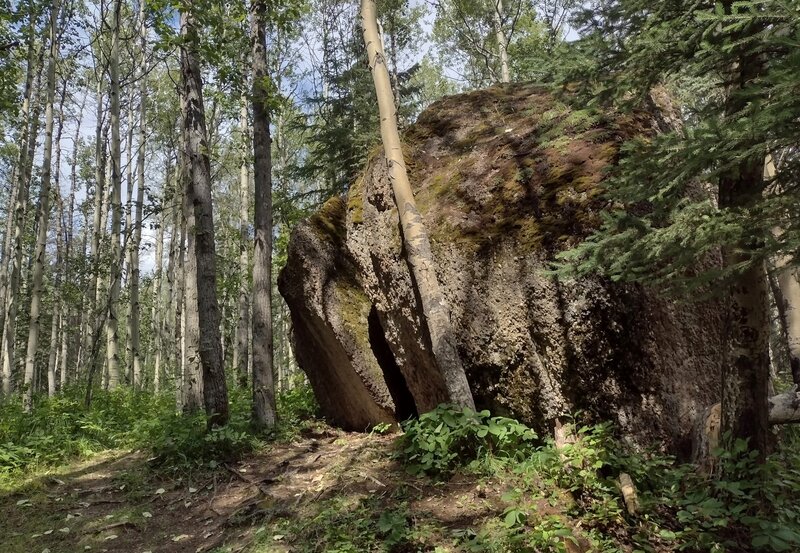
[105,0,123,389]
[492,0,510,83]
[235,95,250,387]
[128,0,147,389]
[1,42,43,395]
[23,0,61,411]
[361,0,474,409]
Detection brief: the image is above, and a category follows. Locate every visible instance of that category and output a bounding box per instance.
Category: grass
[0,376,320,488]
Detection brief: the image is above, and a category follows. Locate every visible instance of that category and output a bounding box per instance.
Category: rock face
[278,84,725,455]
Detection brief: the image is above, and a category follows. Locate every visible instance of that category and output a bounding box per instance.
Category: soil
[0,428,509,553]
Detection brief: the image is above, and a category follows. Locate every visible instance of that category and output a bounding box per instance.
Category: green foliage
[0,380,321,482]
[144,386,259,469]
[0,387,171,480]
[275,374,319,426]
[620,437,800,552]
[554,1,800,295]
[398,404,537,476]
[396,408,800,552]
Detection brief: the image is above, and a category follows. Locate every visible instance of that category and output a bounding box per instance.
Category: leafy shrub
[276,374,319,425]
[0,377,323,480]
[629,437,800,552]
[398,404,538,476]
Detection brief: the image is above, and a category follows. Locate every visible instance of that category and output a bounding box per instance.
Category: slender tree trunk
[0,10,39,367]
[180,8,229,426]
[250,0,276,428]
[23,0,61,411]
[775,267,800,386]
[98,152,112,390]
[181,128,203,412]
[151,189,165,392]
[764,155,800,389]
[492,0,510,83]
[123,106,135,381]
[105,0,123,390]
[361,0,474,409]
[47,80,67,396]
[47,308,59,397]
[128,0,147,390]
[174,211,186,409]
[60,88,86,390]
[1,46,43,395]
[235,96,250,387]
[164,176,182,394]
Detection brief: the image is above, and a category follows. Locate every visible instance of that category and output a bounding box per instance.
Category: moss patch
[394,83,637,254]
[310,196,347,247]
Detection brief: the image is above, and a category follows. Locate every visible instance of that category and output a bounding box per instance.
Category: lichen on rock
[278,83,724,455]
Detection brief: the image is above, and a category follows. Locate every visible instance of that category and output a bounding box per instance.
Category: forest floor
[0,425,528,553]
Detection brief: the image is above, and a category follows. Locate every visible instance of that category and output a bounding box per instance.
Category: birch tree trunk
[128,1,147,389]
[180,7,229,426]
[175,216,185,410]
[360,0,474,409]
[182,129,203,412]
[60,90,86,390]
[151,187,166,392]
[1,47,43,395]
[0,8,39,369]
[250,0,276,428]
[492,0,510,83]
[123,107,135,381]
[764,155,800,389]
[235,95,250,388]
[105,0,123,390]
[47,81,67,396]
[164,176,182,394]
[23,0,61,411]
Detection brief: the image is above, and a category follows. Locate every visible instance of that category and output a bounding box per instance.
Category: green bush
[398,404,538,476]
[276,374,319,425]
[0,379,321,480]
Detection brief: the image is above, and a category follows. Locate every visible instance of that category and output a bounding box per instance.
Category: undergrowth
[0,378,320,485]
[396,405,800,552]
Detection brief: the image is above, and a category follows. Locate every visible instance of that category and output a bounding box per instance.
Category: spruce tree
[555,1,800,459]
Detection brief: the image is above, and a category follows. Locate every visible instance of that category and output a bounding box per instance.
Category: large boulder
[278,84,725,455]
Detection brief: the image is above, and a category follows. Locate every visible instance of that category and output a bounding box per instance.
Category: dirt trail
[0,428,501,552]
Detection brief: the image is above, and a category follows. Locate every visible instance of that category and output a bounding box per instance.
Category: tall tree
[179,6,229,426]
[127,0,148,389]
[0,3,41,395]
[250,0,276,428]
[23,0,61,410]
[105,0,123,390]
[235,94,250,387]
[361,0,474,409]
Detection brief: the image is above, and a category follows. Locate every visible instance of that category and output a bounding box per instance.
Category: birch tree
[361,0,474,409]
[23,0,61,410]
[105,0,123,390]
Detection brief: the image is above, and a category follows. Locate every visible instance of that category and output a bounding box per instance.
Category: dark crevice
[368,306,418,421]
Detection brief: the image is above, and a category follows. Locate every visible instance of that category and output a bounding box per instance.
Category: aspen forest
[0,0,799,551]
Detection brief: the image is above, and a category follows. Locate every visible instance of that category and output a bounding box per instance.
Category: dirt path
[0,428,504,553]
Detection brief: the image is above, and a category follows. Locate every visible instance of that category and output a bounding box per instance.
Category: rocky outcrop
[278,84,725,455]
